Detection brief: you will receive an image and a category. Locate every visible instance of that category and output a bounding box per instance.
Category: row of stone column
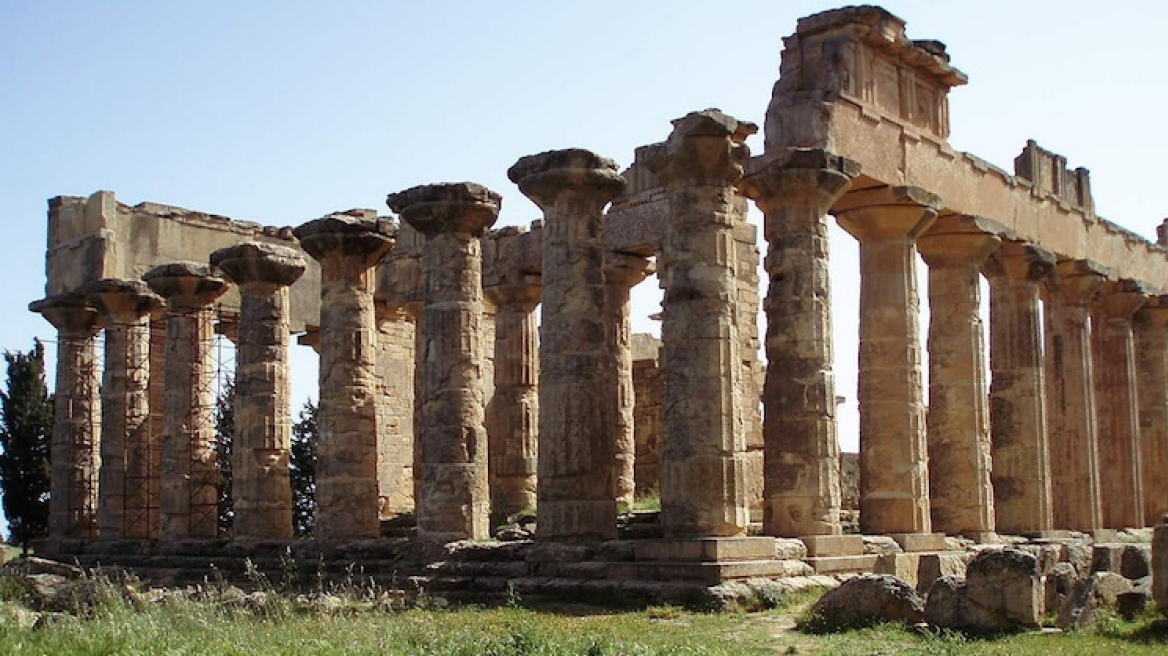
[742,148,1168,541]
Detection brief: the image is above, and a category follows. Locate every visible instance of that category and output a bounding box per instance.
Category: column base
[889,532,949,552]
[801,534,864,557]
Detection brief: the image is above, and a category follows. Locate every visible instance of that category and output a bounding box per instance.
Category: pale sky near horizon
[3,1,1167,468]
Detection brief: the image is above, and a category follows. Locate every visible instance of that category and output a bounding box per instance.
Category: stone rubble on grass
[808,574,924,630]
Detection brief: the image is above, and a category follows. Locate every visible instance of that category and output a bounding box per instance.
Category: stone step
[633,537,777,562]
[608,558,811,585]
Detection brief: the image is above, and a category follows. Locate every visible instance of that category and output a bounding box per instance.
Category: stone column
[982,242,1055,535]
[917,215,1003,538]
[652,109,754,538]
[294,212,395,540]
[833,185,940,536]
[1044,259,1110,533]
[508,148,625,542]
[29,294,102,539]
[1092,279,1148,529]
[373,301,417,518]
[387,183,498,541]
[83,279,162,539]
[210,241,306,540]
[739,148,857,538]
[483,281,541,522]
[143,262,229,540]
[605,253,654,511]
[1136,297,1168,526]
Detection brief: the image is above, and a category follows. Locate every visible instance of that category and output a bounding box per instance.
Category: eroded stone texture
[29,294,102,539]
[294,211,396,540]
[1135,298,1168,526]
[374,302,416,517]
[483,282,541,522]
[605,253,654,510]
[632,335,663,497]
[740,148,857,538]
[211,241,306,540]
[833,186,939,535]
[83,278,163,539]
[652,110,754,538]
[508,148,625,542]
[143,262,229,540]
[388,183,498,542]
[917,215,1003,537]
[1091,279,1148,529]
[1044,259,1110,533]
[982,242,1055,535]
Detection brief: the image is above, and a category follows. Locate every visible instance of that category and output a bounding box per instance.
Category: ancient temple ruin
[29,6,1168,597]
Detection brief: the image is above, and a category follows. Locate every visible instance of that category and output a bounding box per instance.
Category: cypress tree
[0,340,54,548]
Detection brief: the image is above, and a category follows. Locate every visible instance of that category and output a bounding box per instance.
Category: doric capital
[1046,259,1114,306]
[650,109,756,187]
[507,148,625,212]
[484,281,542,312]
[739,148,858,212]
[143,261,229,310]
[387,182,500,237]
[210,241,307,290]
[1135,295,1168,328]
[833,185,941,242]
[293,210,396,266]
[29,293,102,337]
[81,278,162,323]
[917,214,1008,268]
[604,252,655,289]
[982,240,1055,285]
[1092,279,1151,320]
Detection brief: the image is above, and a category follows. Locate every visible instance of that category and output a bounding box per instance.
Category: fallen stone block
[807,574,924,631]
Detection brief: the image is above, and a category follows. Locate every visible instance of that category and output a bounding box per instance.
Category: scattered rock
[1044,561,1077,613]
[774,538,808,560]
[1058,572,1132,629]
[923,549,1041,634]
[862,536,902,556]
[1116,590,1149,621]
[808,574,924,631]
[1120,544,1151,580]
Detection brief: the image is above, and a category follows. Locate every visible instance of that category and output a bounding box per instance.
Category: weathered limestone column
[739,148,857,538]
[294,212,395,540]
[1135,297,1168,526]
[508,148,624,542]
[917,215,1003,538]
[29,294,102,539]
[982,242,1055,535]
[484,281,541,522]
[652,109,754,538]
[1091,279,1148,529]
[605,253,654,511]
[833,186,940,536]
[83,279,162,539]
[373,301,417,517]
[143,262,229,540]
[1043,259,1110,533]
[210,241,306,540]
[387,183,498,541]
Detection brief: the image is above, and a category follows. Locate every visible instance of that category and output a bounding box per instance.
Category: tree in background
[214,377,235,536]
[0,340,54,548]
[290,400,317,537]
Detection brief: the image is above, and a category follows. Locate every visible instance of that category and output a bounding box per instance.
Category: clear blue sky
[3,1,1167,458]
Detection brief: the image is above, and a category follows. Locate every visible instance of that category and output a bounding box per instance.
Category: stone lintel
[82,278,162,321]
[833,185,941,241]
[507,149,625,210]
[889,532,949,552]
[210,241,307,288]
[143,261,229,308]
[632,537,776,563]
[387,182,501,237]
[293,212,396,264]
[801,534,865,557]
[29,293,102,335]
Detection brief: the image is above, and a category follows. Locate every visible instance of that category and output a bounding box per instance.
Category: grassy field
[0,583,1166,655]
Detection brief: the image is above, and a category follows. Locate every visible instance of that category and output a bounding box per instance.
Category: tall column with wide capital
[144,262,229,539]
[1091,279,1148,529]
[652,109,754,538]
[294,212,396,540]
[83,279,163,539]
[210,241,306,540]
[30,294,102,539]
[917,215,1004,538]
[605,253,654,511]
[483,281,541,522]
[1135,297,1168,525]
[740,148,858,538]
[833,185,940,536]
[387,183,498,541]
[1044,259,1111,532]
[508,148,625,542]
[982,242,1055,535]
